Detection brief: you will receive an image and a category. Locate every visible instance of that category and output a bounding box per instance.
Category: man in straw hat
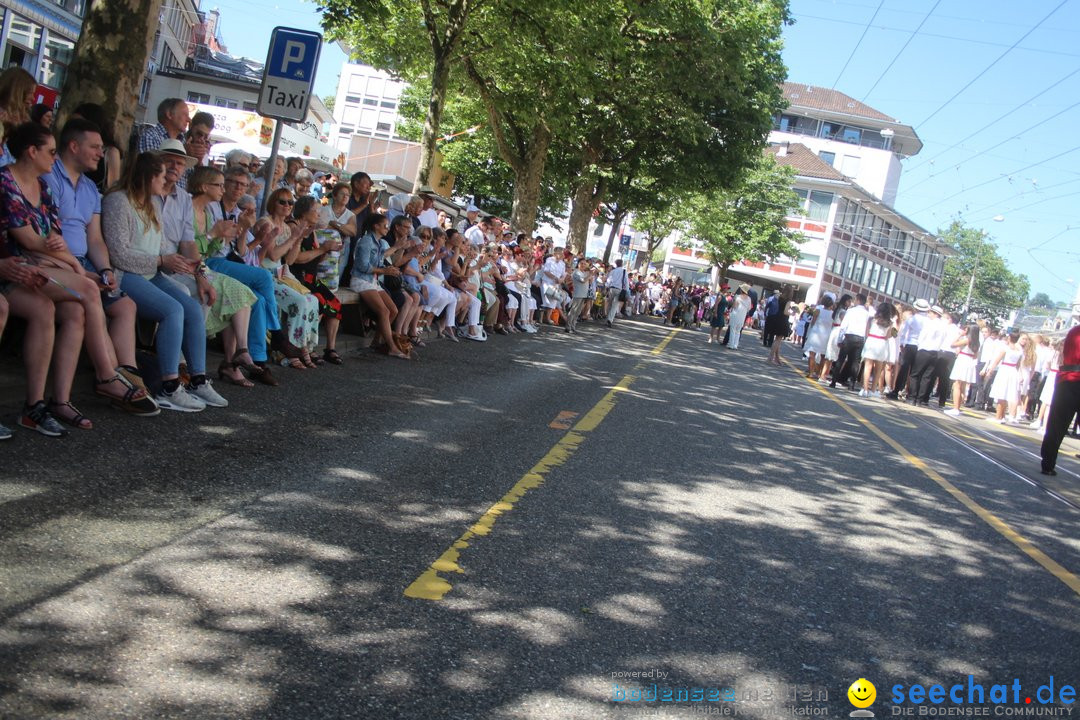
[886,298,930,400]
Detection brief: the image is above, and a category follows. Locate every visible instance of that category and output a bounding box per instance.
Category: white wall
[769,131,902,203]
[143,75,258,123]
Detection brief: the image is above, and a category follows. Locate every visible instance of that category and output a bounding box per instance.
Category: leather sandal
[232,348,264,376]
[323,348,343,365]
[252,364,279,386]
[94,374,160,416]
[48,399,93,429]
[217,362,254,388]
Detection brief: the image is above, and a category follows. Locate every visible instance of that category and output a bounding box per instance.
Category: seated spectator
[384,215,421,340]
[102,151,221,412]
[0,122,158,429]
[206,165,282,385]
[349,211,407,359]
[46,118,145,394]
[418,227,459,342]
[254,187,321,369]
[288,195,344,364]
[293,169,315,199]
[0,255,64,437]
[188,166,264,387]
[70,103,123,191]
[30,103,53,129]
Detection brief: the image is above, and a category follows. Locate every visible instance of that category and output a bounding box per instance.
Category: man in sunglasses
[178,112,216,190]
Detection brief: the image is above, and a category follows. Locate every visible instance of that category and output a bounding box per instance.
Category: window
[865,261,878,287]
[798,253,820,268]
[362,98,378,106]
[40,32,75,88]
[793,188,808,216]
[807,191,833,221]
[345,95,361,104]
[842,127,862,144]
[376,121,392,132]
[841,155,860,177]
[845,252,857,279]
[243,102,257,112]
[819,151,835,166]
[877,268,890,292]
[851,255,864,281]
[887,270,897,295]
[187,92,210,104]
[380,100,396,109]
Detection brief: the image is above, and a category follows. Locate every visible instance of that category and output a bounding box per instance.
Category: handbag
[619,289,629,302]
[381,260,403,291]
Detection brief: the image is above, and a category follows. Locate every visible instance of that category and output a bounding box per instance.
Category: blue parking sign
[258,27,323,121]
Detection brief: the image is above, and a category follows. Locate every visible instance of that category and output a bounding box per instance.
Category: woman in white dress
[727,287,751,350]
[944,323,980,417]
[819,294,851,384]
[1031,339,1063,431]
[859,302,896,397]
[803,296,834,379]
[984,331,1023,424]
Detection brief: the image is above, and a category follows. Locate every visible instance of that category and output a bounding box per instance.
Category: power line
[906,142,1080,216]
[861,0,941,101]
[830,0,886,90]
[792,13,1080,60]
[915,0,1069,129]
[903,65,1080,177]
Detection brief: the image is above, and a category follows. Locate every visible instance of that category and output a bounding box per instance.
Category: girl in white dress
[803,296,834,379]
[944,323,980,417]
[1031,339,1063,431]
[1016,334,1038,421]
[859,302,896,397]
[984,331,1023,424]
[819,294,851,383]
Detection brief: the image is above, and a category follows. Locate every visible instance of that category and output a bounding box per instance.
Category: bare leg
[105,296,137,368]
[6,287,56,406]
[325,316,340,350]
[50,301,86,405]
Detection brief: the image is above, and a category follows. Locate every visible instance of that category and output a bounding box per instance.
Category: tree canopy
[681,153,802,281]
[936,220,1030,323]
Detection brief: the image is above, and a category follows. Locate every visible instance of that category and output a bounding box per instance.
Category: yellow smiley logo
[848,678,876,708]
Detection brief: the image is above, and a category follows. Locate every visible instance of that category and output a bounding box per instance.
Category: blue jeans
[120,271,206,377]
[205,257,280,362]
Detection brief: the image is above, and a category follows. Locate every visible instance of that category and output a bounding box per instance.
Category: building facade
[663,82,949,307]
[329,62,407,153]
[0,0,83,95]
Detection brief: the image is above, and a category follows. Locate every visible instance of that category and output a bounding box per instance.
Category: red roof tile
[782,82,896,123]
[767,143,847,181]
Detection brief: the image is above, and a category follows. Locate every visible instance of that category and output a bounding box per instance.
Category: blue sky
[211,0,1078,304]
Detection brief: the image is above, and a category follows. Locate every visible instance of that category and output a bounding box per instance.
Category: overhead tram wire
[860,0,942,102]
[906,142,1080,216]
[902,94,1080,194]
[830,0,886,90]
[915,0,1069,129]
[793,13,1080,60]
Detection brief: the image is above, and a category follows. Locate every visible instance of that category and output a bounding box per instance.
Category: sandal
[300,350,318,369]
[232,349,264,376]
[253,364,279,386]
[323,348,343,365]
[95,374,160,416]
[48,399,93,430]
[217,362,254,388]
[286,357,306,370]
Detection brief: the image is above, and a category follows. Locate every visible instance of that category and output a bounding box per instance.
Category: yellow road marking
[781,357,1080,598]
[404,329,680,600]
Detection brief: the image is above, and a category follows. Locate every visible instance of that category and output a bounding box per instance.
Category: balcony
[772,115,891,151]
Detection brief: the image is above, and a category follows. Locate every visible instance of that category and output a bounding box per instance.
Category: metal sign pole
[261,120,283,216]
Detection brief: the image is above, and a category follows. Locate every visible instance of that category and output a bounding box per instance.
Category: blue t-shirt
[44,158,101,258]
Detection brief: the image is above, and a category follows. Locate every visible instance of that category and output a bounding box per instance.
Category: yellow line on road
[404,328,680,600]
[780,357,1080,598]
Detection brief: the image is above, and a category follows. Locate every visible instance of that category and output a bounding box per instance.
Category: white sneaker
[188,379,228,408]
[944,408,962,417]
[524,325,537,334]
[858,389,869,398]
[156,385,206,412]
[465,329,487,342]
[1028,420,1042,430]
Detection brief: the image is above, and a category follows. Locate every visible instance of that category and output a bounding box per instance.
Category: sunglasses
[277,199,295,206]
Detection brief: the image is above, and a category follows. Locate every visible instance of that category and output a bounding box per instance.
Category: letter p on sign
[282,41,305,75]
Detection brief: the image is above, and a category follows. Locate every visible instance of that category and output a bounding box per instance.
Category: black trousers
[833,336,865,387]
[910,349,939,404]
[1041,379,1080,472]
[933,352,957,407]
[1027,372,1046,417]
[892,344,918,396]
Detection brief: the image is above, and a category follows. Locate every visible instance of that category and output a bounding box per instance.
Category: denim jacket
[352,230,385,284]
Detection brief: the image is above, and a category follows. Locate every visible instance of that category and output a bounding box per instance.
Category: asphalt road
[0,317,1077,719]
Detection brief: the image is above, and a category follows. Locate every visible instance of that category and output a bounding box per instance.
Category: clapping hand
[0,257,47,289]
[44,232,66,253]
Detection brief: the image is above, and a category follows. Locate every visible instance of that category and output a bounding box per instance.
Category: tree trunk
[56,0,165,151]
[414,50,452,191]
[567,177,598,255]
[508,121,551,235]
[602,208,627,264]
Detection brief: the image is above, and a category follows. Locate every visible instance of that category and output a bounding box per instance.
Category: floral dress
[0,167,62,258]
[193,207,257,336]
[261,223,320,350]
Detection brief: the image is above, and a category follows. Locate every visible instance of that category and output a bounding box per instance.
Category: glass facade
[0,2,83,92]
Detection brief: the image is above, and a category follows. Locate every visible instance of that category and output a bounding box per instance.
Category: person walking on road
[707,285,729,344]
[830,293,870,389]
[908,305,945,407]
[983,331,1023,424]
[566,258,595,334]
[887,299,929,400]
[1040,324,1080,475]
[803,295,834,379]
[604,259,629,328]
[727,285,751,349]
[944,323,980,417]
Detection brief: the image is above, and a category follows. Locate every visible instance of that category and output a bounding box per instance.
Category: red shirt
[1059,325,1080,383]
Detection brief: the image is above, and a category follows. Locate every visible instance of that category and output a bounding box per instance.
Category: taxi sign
[257,27,322,122]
